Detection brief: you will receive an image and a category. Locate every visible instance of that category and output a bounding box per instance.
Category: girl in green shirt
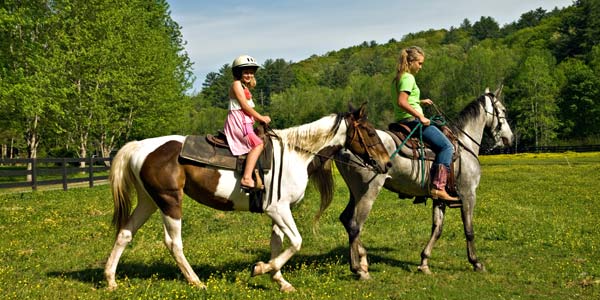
[392,46,459,202]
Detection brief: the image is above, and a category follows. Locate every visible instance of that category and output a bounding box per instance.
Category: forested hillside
[1,0,599,160]
[198,0,600,150]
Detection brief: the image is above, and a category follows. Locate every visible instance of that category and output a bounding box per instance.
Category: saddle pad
[180,135,273,171]
[180,135,238,170]
[385,128,459,162]
[385,130,437,160]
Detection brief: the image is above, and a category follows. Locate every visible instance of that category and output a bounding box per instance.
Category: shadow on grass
[47,245,418,288]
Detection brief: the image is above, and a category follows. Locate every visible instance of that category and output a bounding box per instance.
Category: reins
[431,100,485,160]
[262,116,381,173]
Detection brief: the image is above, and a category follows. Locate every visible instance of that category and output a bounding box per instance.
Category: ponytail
[392,46,424,92]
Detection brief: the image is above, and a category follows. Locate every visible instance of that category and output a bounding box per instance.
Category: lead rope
[390,121,427,188]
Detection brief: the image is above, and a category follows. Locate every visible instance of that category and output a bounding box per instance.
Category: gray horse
[330,87,514,279]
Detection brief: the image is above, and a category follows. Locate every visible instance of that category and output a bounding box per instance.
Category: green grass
[1,152,599,299]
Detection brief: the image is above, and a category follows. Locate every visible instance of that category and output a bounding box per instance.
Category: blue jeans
[403,120,454,168]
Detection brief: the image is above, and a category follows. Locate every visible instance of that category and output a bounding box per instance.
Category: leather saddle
[179,128,273,172]
[386,122,459,162]
[387,122,460,203]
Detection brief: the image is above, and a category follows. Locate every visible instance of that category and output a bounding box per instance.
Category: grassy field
[1,152,599,299]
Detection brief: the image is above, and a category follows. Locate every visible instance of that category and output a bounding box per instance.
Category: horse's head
[483,86,514,148]
[344,103,392,174]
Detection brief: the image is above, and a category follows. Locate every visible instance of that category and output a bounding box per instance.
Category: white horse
[104,103,391,292]
[332,88,514,279]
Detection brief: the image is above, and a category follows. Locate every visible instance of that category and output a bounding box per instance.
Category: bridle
[344,116,386,172]
[484,93,508,143]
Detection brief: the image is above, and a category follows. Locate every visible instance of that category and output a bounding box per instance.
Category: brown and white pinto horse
[104,103,391,292]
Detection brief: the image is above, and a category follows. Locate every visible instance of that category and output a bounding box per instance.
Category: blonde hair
[393,46,424,90]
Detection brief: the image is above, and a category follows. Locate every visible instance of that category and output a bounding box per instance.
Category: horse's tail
[109,141,140,235]
[309,157,335,227]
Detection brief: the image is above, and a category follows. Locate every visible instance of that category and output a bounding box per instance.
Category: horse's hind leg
[418,201,446,274]
[105,193,157,290]
[161,214,205,288]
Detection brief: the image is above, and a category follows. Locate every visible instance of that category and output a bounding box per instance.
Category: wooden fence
[0,157,112,191]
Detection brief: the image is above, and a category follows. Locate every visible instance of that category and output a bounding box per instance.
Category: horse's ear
[494,84,504,98]
[358,102,368,119]
[485,87,490,94]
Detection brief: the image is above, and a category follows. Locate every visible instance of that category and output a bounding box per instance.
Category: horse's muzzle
[370,158,392,174]
[502,137,512,147]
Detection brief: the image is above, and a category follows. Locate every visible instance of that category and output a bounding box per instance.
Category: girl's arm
[231,81,271,124]
[397,91,430,126]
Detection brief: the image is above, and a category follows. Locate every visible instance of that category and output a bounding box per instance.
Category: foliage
[507,50,561,146]
[1,152,599,299]
[556,58,600,138]
[3,1,600,158]
[0,0,192,159]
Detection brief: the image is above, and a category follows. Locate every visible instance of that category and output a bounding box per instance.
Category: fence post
[88,156,94,188]
[62,158,68,191]
[31,158,37,191]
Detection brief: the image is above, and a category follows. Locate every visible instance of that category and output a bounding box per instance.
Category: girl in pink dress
[224,55,271,190]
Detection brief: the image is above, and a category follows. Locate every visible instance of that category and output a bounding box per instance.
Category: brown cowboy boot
[430,165,460,201]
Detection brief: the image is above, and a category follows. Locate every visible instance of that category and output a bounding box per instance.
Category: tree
[472,16,500,40]
[556,58,600,139]
[509,52,560,147]
[0,0,67,176]
[454,45,517,112]
[554,0,600,60]
[200,65,231,109]
[255,58,295,107]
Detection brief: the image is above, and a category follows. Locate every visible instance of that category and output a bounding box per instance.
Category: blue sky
[167,0,574,93]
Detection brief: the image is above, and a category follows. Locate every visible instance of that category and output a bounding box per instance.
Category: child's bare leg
[241,144,264,187]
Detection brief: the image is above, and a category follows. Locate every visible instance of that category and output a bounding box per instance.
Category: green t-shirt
[392,72,423,121]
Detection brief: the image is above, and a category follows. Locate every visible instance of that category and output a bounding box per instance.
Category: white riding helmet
[232,55,259,70]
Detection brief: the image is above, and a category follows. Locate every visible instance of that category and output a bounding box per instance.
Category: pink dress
[223,87,263,156]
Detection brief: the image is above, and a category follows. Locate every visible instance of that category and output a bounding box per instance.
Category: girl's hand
[260,116,271,124]
[420,99,433,106]
[418,116,431,126]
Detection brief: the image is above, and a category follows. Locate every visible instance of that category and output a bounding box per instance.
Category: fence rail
[486,144,600,154]
[0,157,112,191]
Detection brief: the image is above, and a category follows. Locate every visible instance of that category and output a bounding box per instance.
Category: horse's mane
[275,113,343,157]
[453,95,486,130]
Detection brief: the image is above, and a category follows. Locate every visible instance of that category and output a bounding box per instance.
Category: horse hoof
[192,281,207,289]
[357,271,372,281]
[474,263,486,272]
[251,261,265,277]
[418,265,432,275]
[280,284,296,293]
[106,283,118,291]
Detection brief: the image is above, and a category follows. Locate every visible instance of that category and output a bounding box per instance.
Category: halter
[484,93,508,143]
[344,116,386,171]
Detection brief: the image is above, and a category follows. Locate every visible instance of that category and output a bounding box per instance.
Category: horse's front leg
[340,193,374,280]
[460,197,485,272]
[339,173,384,280]
[418,201,447,274]
[251,205,300,292]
